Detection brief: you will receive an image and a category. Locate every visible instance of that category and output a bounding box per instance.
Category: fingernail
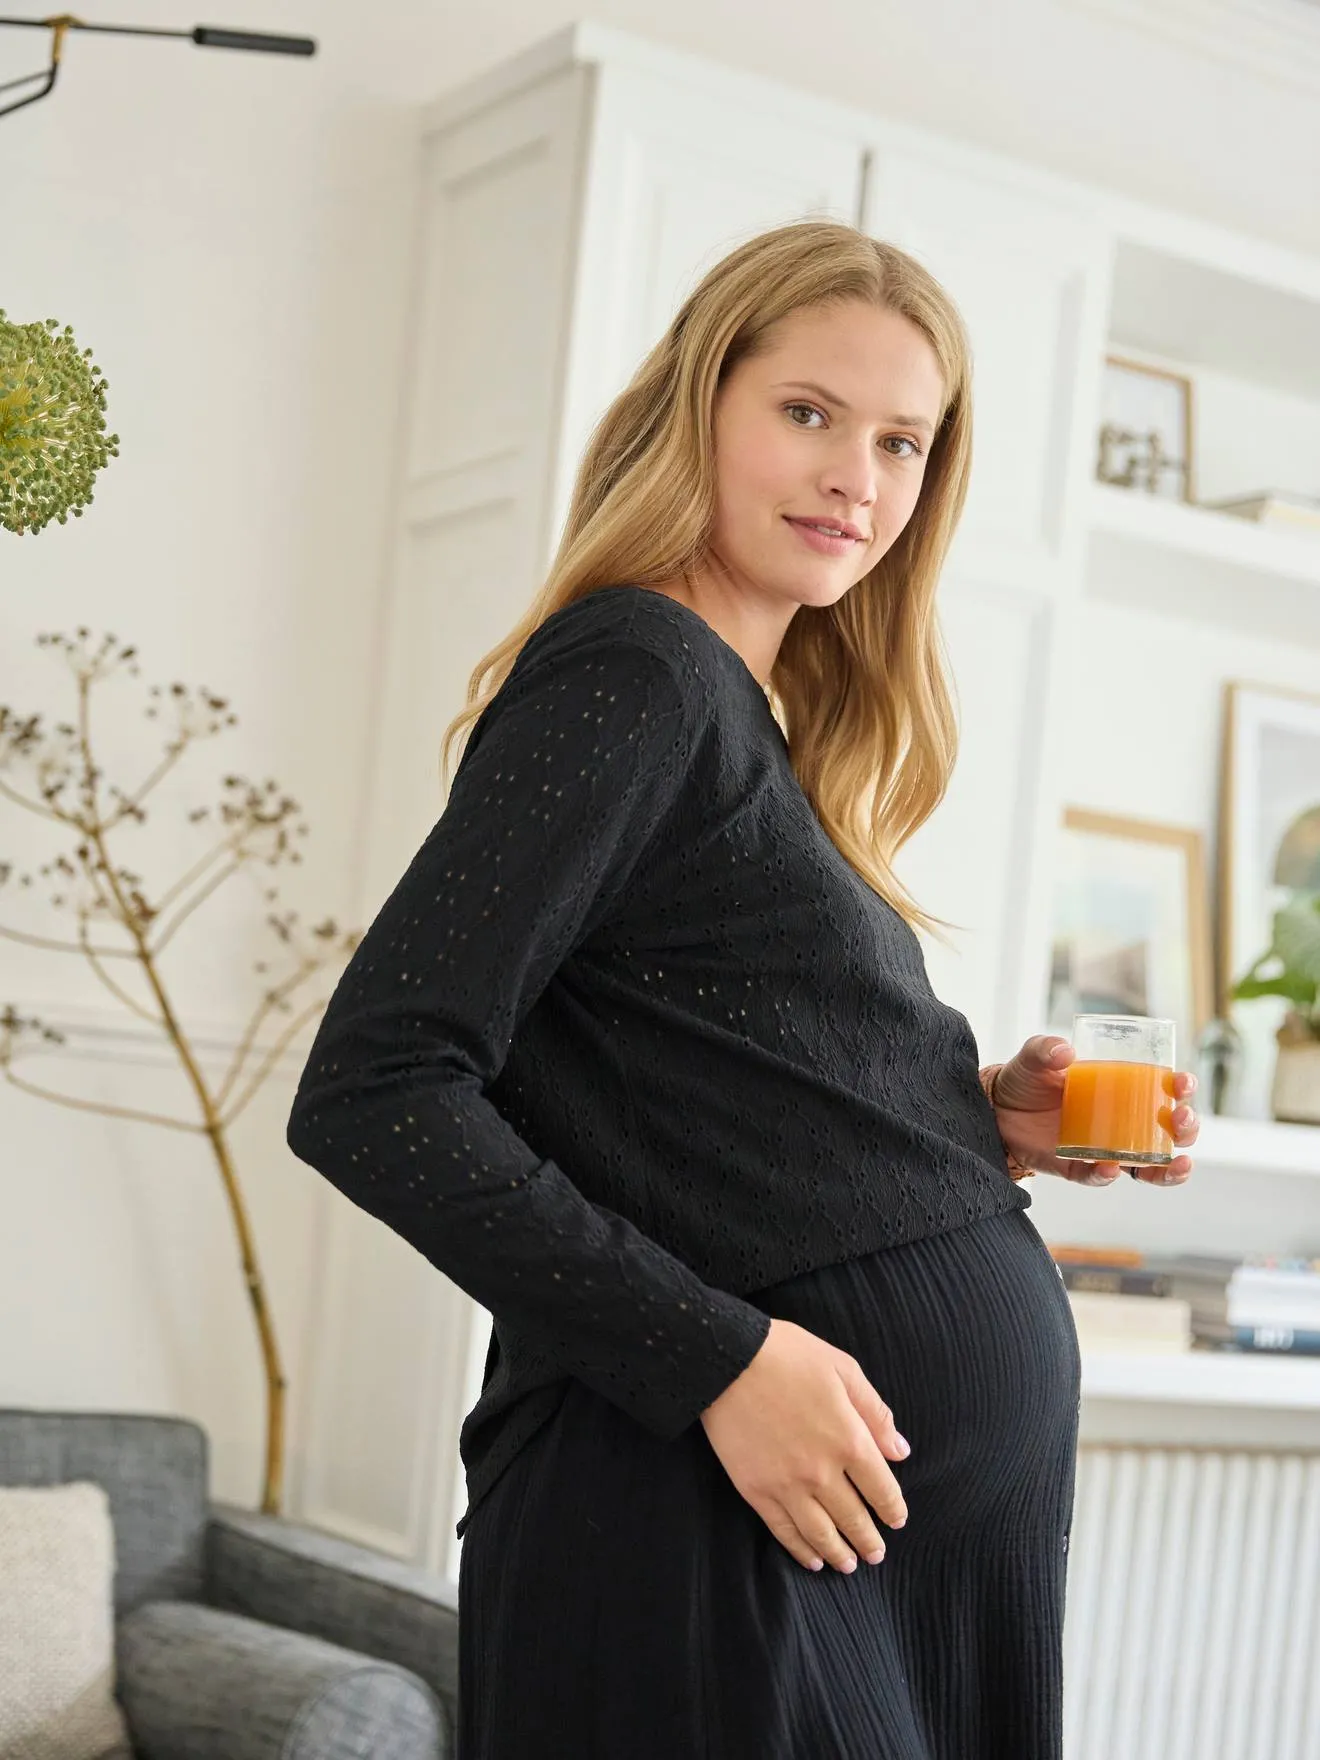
[809,1557,824,1571]
[865,1547,886,1564]
[895,1433,911,1457]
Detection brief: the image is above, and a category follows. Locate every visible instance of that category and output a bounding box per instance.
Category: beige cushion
[0,1481,133,1759]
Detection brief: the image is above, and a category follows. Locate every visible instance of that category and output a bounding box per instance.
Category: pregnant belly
[748,1204,1082,1529]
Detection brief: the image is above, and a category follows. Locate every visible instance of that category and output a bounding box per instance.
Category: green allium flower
[0,311,120,536]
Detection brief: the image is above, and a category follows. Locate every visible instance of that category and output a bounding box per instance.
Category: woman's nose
[820,453,879,507]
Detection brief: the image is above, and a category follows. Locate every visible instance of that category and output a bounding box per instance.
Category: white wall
[2,0,1317,1511]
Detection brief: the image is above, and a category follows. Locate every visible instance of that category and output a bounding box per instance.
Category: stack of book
[1201,490,1320,533]
[1049,1245,1320,1356]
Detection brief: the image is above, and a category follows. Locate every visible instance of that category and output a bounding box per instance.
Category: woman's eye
[784,404,922,458]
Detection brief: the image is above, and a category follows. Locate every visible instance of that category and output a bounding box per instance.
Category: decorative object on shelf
[1201,490,1320,536]
[1,309,119,534]
[1231,892,1320,1125]
[0,14,316,121]
[1095,354,1194,503]
[0,631,361,1513]
[1219,680,1320,1123]
[1194,1014,1244,1118]
[1045,807,1212,1069]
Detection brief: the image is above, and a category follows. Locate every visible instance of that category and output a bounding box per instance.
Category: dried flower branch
[0,311,120,534]
[0,630,361,1512]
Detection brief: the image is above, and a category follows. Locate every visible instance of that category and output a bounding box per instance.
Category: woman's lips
[785,517,861,556]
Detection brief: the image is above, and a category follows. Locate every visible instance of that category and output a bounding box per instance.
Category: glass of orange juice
[1056,1014,1177,1165]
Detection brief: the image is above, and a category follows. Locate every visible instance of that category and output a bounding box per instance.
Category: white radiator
[1064,1447,1320,1760]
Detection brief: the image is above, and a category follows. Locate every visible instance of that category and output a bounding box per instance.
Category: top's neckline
[601,583,776,701]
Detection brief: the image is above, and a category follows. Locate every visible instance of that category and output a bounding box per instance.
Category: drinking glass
[1056,1014,1176,1165]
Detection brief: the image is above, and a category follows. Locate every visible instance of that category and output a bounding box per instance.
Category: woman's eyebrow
[772,380,935,437]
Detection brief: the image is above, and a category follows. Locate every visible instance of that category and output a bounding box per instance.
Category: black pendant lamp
[0,13,316,118]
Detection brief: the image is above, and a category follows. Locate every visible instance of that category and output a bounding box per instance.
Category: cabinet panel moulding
[403,453,524,529]
[410,69,586,489]
[297,1196,461,1561]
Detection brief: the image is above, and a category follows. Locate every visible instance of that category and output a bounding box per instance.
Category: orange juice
[1057,1059,1175,1164]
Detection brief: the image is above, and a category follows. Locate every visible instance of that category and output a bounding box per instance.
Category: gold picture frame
[1098,353,1197,504]
[1046,807,1214,1067]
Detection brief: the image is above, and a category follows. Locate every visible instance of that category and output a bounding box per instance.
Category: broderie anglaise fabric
[286,585,1029,1537]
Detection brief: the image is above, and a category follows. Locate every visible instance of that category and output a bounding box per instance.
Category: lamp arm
[0,13,314,114]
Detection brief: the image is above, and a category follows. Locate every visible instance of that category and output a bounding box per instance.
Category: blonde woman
[287,219,1200,1758]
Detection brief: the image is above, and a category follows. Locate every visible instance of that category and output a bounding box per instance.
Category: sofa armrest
[205,1502,459,1742]
[117,1599,443,1760]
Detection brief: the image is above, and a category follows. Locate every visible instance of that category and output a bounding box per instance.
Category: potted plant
[1230,889,1320,1124]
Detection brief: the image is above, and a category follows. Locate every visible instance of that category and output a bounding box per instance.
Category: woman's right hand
[699,1317,911,1574]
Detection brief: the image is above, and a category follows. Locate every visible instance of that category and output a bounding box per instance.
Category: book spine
[1061,1267,1175,1298]
[1223,1325,1320,1355]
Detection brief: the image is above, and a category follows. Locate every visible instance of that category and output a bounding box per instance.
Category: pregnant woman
[286,217,1200,1758]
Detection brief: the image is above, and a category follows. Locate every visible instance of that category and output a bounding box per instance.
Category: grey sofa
[0,1409,460,1760]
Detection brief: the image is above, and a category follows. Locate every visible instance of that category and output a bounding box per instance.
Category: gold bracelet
[978,1062,1035,1181]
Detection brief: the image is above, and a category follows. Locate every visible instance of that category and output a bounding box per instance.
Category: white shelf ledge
[1082,1348,1320,1410]
[1084,482,1320,646]
[1089,482,1320,588]
[1191,1113,1320,1178]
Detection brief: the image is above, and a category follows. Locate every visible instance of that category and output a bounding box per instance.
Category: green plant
[1230,889,1320,1045]
[0,630,360,1512]
[1,309,119,535]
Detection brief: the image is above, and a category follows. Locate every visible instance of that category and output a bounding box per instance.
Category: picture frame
[1096,354,1196,503]
[1217,680,1320,1119]
[1045,807,1213,1072]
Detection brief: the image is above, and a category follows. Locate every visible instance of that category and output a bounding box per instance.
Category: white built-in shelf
[1084,482,1320,646]
[1089,482,1320,591]
[1192,1113,1320,1179]
[1082,1348,1320,1411]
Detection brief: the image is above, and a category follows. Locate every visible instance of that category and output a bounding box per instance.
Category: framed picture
[1096,354,1195,503]
[1045,807,1213,1071]
[1218,681,1320,1118]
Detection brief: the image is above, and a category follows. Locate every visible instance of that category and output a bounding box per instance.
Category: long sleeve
[286,620,771,1439]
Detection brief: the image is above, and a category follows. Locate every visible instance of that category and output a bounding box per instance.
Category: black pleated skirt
[457,1203,1082,1760]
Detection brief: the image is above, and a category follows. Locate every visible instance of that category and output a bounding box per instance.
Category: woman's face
[705,299,946,614]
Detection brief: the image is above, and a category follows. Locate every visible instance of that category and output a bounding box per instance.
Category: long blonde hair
[439,218,974,942]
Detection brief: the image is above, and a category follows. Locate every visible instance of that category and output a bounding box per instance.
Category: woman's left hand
[990,1034,1199,1186]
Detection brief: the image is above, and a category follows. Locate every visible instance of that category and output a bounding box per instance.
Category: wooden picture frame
[1098,353,1196,504]
[1046,807,1213,1071]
